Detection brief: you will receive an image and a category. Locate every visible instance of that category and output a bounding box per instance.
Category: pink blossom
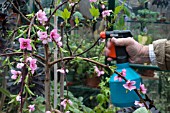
[16,95,21,102]
[57,41,62,47]
[18,76,22,83]
[19,38,32,51]
[60,99,73,109]
[122,69,126,76]
[36,10,48,24]
[69,3,75,6]
[101,4,105,9]
[57,68,68,74]
[17,63,24,69]
[11,74,18,80]
[50,29,60,40]
[94,66,104,77]
[89,0,97,3]
[50,29,62,47]
[123,80,136,91]
[37,31,51,44]
[65,111,70,113]
[11,70,21,80]
[140,83,147,94]
[102,10,112,18]
[29,58,37,74]
[134,101,144,107]
[26,57,32,62]
[46,111,51,113]
[28,104,35,112]
[114,75,123,81]
[114,69,126,81]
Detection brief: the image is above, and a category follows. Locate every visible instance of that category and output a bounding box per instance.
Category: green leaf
[123,7,130,17]
[34,25,46,31]
[60,48,68,53]
[2,57,9,65]
[25,84,35,96]
[15,29,27,39]
[75,16,79,25]
[8,98,15,104]
[89,6,100,18]
[7,57,12,68]
[26,13,34,18]
[30,42,37,51]
[97,94,105,103]
[114,5,123,14]
[133,107,150,113]
[55,10,63,17]
[61,8,71,21]
[118,15,125,27]
[0,87,11,97]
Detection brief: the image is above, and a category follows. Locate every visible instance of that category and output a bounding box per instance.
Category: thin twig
[47,0,69,23]
[28,16,36,38]
[20,50,27,113]
[65,31,72,56]
[75,38,100,56]
[49,56,108,68]
[68,1,81,21]
[8,0,30,23]
[34,0,44,10]
[0,52,45,62]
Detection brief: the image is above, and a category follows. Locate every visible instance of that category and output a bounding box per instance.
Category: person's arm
[153,39,170,70]
[105,37,170,70]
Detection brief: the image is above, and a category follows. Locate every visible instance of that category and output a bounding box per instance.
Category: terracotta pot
[86,74,101,88]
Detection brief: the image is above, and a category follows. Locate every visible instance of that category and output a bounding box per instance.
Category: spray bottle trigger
[108,42,116,59]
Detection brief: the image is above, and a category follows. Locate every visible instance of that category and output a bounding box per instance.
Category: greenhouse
[0,0,170,113]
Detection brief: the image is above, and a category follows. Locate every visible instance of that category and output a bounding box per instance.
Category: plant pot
[86,74,101,88]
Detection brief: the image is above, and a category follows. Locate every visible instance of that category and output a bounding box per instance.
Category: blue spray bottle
[100,30,142,107]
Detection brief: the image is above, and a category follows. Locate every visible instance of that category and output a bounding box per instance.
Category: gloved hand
[105,37,150,64]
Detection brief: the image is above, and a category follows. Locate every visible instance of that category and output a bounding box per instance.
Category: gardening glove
[105,37,150,64]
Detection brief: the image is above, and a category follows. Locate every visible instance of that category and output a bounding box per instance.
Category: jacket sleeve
[153,39,170,70]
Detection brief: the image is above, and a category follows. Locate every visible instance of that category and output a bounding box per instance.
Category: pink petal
[46,111,51,113]
[68,99,73,105]
[11,70,17,75]
[16,95,21,101]
[42,40,48,44]
[17,63,24,69]
[128,85,136,91]
[100,71,104,75]
[94,66,99,73]
[11,75,18,80]
[57,41,62,47]
[57,69,65,74]
[27,44,32,51]
[130,81,136,85]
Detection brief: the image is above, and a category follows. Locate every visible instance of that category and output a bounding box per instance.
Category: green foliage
[0,87,11,98]
[93,77,119,113]
[89,5,100,19]
[55,8,71,22]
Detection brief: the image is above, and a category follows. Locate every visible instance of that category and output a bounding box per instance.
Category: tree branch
[0,52,45,62]
[49,56,108,68]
